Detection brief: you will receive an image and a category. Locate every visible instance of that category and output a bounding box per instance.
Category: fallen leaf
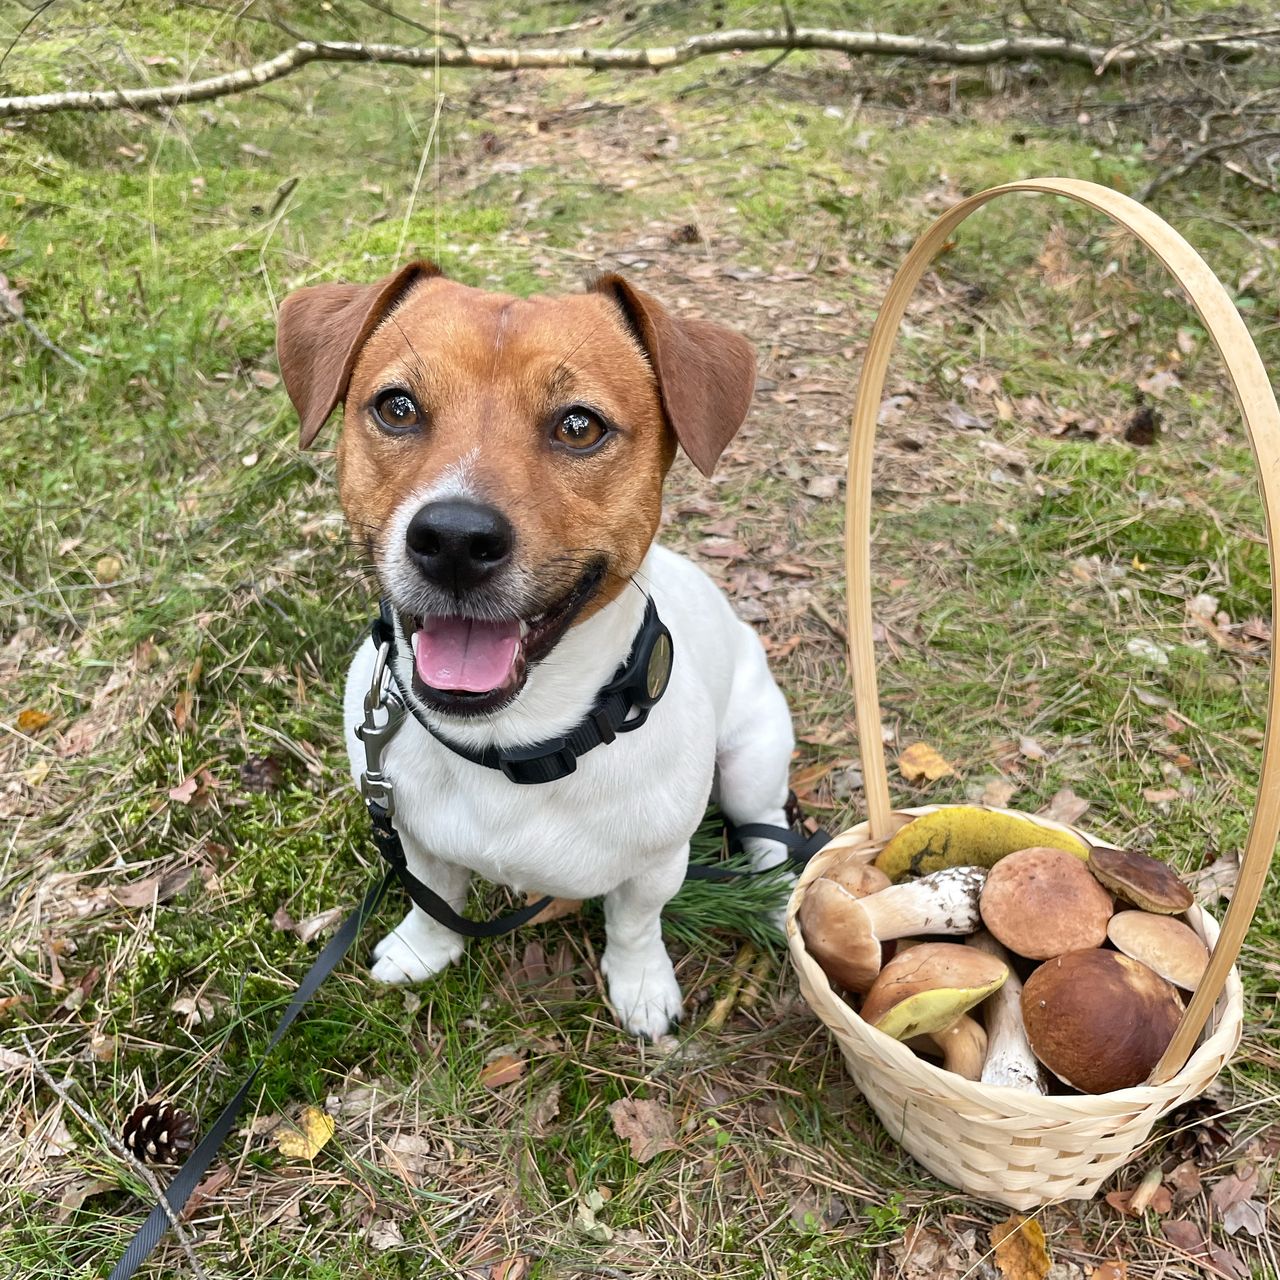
[525,894,581,924]
[168,776,200,805]
[178,1164,233,1222]
[990,1214,1051,1280]
[1137,368,1181,399]
[111,865,196,908]
[492,1258,528,1280]
[529,1083,561,1136]
[897,742,955,784]
[1166,1159,1203,1204]
[607,1097,677,1163]
[697,538,748,560]
[479,1054,526,1089]
[1106,1184,1172,1216]
[17,708,52,733]
[804,475,840,499]
[1186,853,1238,905]
[1038,788,1089,826]
[1210,1165,1265,1236]
[1161,1218,1206,1254]
[366,1219,404,1251]
[575,1188,613,1242]
[238,754,284,792]
[1018,735,1047,761]
[272,905,295,932]
[292,907,343,944]
[249,369,280,389]
[55,1175,117,1223]
[1090,1264,1126,1280]
[980,778,1016,808]
[171,992,215,1026]
[0,270,24,316]
[274,1105,335,1160]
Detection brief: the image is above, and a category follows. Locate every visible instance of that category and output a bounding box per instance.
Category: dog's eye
[373,390,422,433]
[552,408,608,452]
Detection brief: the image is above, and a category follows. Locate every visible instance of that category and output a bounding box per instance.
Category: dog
[276,263,795,1037]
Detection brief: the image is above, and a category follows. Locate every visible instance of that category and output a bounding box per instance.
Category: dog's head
[277,265,755,715]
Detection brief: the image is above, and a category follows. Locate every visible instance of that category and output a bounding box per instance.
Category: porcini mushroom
[1107,911,1208,991]
[859,941,1007,1040]
[1022,949,1183,1093]
[1087,846,1194,915]
[799,865,987,993]
[980,846,1113,960]
[926,1015,989,1080]
[967,930,1047,1093]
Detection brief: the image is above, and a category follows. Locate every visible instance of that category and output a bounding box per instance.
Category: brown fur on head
[276,264,755,671]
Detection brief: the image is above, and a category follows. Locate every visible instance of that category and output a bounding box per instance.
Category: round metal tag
[645,632,673,702]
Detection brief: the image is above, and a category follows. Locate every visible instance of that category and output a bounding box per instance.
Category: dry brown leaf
[178,1164,232,1222]
[492,1259,528,1280]
[990,1214,1051,1280]
[529,1083,561,1136]
[479,1054,526,1089]
[1105,1184,1172,1216]
[1210,1165,1266,1236]
[274,1106,335,1160]
[17,708,52,733]
[607,1097,677,1163]
[111,865,195,909]
[294,907,345,945]
[1090,1264,1126,1280]
[1166,1159,1203,1204]
[898,742,955,784]
[804,474,840,499]
[980,778,1016,808]
[168,776,200,805]
[1038,788,1089,826]
[697,538,748,560]
[525,894,581,924]
[1018,735,1047,761]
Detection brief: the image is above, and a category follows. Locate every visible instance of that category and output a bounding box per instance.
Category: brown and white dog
[277,264,795,1037]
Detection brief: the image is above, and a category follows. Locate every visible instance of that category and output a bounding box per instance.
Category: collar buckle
[357,636,407,816]
[498,738,577,785]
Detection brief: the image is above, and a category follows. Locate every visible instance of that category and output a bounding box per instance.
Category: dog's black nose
[405,499,514,594]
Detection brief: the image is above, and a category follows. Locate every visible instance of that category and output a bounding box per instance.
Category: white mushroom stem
[968,930,1048,1094]
[860,865,987,940]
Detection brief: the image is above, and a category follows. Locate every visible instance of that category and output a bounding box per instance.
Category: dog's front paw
[602,947,684,1039]
[369,913,464,985]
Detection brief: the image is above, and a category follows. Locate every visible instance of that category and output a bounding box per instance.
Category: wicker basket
[784,178,1280,1209]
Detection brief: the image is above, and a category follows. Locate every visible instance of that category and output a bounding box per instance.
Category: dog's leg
[716,650,795,875]
[370,835,471,985]
[600,852,687,1038]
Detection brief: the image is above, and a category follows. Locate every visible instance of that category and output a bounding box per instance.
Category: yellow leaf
[17,708,53,733]
[897,741,955,784]
[991,1214,1051,1280]
[95,554,123,584]
[273,1105,335,1161]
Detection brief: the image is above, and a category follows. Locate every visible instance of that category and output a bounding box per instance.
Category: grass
[3,1,1280,1277]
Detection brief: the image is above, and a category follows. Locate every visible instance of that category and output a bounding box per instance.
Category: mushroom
[1107,911,1208,991]
[908,1015,989,1080]
[799,865,987,993]
[980,846,1112,960]
[1021,949,1184,1093]
[859,941,1008,1040]
[1087,846,1194,915]
[967,930,1047,1093]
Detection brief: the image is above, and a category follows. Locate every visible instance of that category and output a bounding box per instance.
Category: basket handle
[845,177,1280,1084]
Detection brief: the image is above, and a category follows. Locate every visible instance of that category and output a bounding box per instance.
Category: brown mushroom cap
[1022,949,1183,1093]
[980,846,1113,960]
[1107,911,1209,991]
[859,942,1007,1040]
[1087,846,1194,914]
[798,877,884,992]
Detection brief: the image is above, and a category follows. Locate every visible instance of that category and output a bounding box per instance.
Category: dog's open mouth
[400,562,605,715]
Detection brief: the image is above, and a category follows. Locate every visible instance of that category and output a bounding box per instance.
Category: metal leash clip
[356,634,406,817]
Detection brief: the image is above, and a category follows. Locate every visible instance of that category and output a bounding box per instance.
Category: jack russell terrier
[277,263,795,1037]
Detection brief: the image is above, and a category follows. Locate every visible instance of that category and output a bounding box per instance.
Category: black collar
[372,596,673,785]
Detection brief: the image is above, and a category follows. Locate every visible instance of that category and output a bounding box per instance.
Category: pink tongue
[415,617,522,693]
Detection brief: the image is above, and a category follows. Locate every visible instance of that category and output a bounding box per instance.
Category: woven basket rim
[785,806,1243,1112]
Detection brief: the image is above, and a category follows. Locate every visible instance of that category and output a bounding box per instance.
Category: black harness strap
[368,798,555,937]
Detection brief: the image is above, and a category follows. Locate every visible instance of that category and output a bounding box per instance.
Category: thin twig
[1138,128,1280,200]
[19,1035,211,1280]
[0,296,88,373]
[1,26,1276,119]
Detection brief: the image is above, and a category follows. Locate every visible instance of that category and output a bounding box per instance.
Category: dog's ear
[276,261,441,448]
[593,274,756,477]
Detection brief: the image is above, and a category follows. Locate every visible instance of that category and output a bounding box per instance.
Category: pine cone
[122,1100,196,1164]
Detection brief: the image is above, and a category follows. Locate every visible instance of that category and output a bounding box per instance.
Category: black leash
[106,602,830,1276]
[106,872,392,1280]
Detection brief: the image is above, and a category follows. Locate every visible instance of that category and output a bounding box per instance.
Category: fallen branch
[1137,127,1280,200]
[1,26,1275,120]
